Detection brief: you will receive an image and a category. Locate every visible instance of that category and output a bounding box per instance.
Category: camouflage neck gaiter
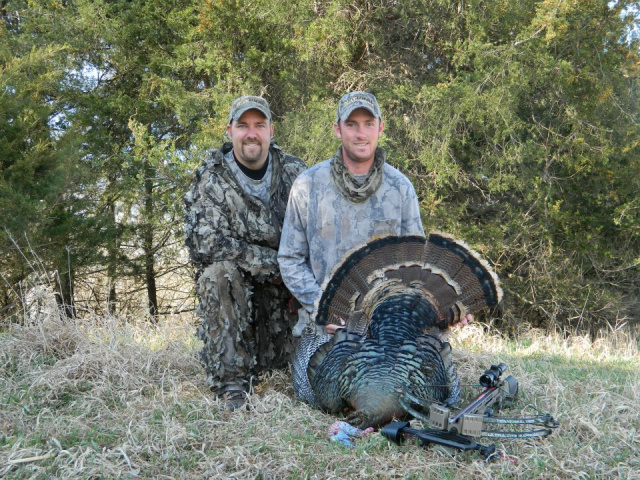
[330,147,385,203]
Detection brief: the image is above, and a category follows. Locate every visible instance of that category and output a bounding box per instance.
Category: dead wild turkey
[292,233,502,429]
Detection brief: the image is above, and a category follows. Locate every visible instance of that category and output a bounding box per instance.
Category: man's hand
[325,318,346,334]
[455,313,474,327]
[288,296,301,314]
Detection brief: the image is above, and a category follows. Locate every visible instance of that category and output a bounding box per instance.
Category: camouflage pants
[195,261,299,395]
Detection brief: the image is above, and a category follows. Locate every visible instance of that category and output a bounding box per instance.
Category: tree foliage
[1,0,638,332]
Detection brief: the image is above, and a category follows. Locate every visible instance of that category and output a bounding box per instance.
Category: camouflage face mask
[329,147,385,203]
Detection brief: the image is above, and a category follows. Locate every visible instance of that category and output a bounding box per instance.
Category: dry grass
[1,311,639,479]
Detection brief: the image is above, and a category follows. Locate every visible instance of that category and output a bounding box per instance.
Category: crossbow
[381,363,559,459]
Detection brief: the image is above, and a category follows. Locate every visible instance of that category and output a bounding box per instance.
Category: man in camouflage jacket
[185,96,306,409]
[278,92,425,330]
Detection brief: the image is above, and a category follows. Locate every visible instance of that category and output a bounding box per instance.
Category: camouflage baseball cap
[228,96,272,124]
[336,91,382,123]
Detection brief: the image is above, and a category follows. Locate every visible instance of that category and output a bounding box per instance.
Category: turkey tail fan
[313,234,502,334]
[423,232,503,321]
[313,235,426,331]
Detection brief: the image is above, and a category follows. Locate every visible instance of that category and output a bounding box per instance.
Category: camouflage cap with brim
[336,91,382,123]
[228,96,272,124]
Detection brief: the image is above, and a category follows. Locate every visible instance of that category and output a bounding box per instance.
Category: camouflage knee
[251,282,300,372]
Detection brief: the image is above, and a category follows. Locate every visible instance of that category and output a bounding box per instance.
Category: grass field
[1,312,639,479]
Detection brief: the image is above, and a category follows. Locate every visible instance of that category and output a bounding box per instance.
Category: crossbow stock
[381,363,559,459]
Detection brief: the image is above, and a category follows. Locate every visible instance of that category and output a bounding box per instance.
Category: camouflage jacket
[185,142,306,282]
[277,148,425,314]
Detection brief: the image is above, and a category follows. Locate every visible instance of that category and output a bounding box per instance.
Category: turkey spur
[292,233,503,429]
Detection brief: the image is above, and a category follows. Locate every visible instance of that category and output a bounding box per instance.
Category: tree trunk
[143,158,158,322]
[107,197,118,316]
[55,247,76,319]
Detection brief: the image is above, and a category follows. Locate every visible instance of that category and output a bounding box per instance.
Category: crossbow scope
[479,362,507,388]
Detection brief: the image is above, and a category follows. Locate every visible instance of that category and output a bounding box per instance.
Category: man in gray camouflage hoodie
[277,92,426,335]
[185,96,306,410]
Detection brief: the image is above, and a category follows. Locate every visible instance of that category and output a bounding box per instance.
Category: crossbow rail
[381,363,559,459]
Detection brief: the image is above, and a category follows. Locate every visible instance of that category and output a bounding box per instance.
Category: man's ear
[333,122,342,139]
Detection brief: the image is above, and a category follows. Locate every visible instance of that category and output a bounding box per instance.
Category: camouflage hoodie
[185,142,306,282]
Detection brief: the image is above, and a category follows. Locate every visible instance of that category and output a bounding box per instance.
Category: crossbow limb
[381,363,559,459]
